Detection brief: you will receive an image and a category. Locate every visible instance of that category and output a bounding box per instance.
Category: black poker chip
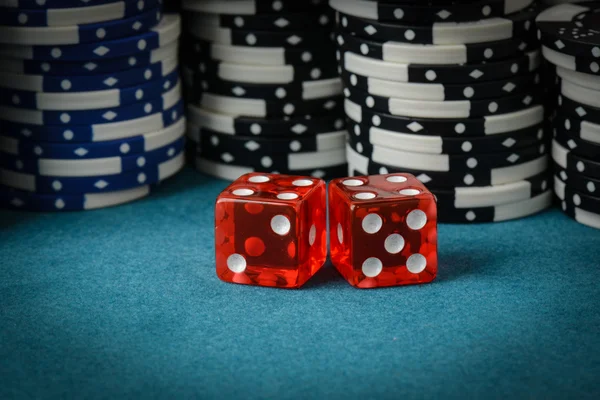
[189,126,346,154]
[181,35,337,67]
[190,10,334,31]
[335,31,541,65]
[340,49,541,84]
[435,191,552,223]
[536,2,600,58]
[554,127,600,160]
[329,0,535,24]
[347,132,548,173]
[556,181,600,213]
[344,98,545,137]
[187,23,334,48]
[187,104,346,137]
[195,76,343,101]
[346,120,545,155]
[552,139,600,180]
[553,113,600,143]
[554,164,600,198]
[181,0,329,15]
[343,85,542,119]
[341,70,540,101]
[197,91,343,118]
[558,94,600,125]
[335,6,538,45]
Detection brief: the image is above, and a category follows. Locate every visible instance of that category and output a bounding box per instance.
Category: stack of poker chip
[331,0,553,223]
[537,2,600,229]
[0,0,184,212]
[180,0,348,181]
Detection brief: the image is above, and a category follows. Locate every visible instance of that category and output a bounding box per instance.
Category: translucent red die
[329,174,438,289]
[215,173,327,288]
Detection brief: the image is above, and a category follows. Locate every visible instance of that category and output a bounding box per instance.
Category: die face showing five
[329,174,438,289]
[215,173,327,288]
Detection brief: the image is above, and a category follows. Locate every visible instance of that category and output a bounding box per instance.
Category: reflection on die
[215,173,327,288]
[329,174,438,289]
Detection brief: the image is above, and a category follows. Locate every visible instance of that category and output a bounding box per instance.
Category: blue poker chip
[0,135,185,177]
[0,41,177,76]
[0,8,162,46]
[0,116,185,159]
[0,0,161,27]
[0,183,153,211]
[0,57,177,92]
[0,148,185,194]
[0,67,179,110]
[0,13,180,61]
[0,99,183,142]
[0,80,181,125]
[0,0,124,9]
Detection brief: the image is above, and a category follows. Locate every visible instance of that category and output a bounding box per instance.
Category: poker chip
[552,139,600,180]
[335,31,540,66]
[0,40,178,75]
[195,77,343,101]
[341,50,541,84]
[553,113,600,144]
[435,191,552,223]
[187,104,345,137]
[558,95,600,124]
[345,99,545,137]
[195,10,333,31]
[0,0,161,27]
[542,46,600,76]
[0,8,162,45]
[183,1,346,181]
[343,85,540,119]
[181,0,327,15]
[194,156,347,182]
[346,121,545,155]
[554,164,600,197]
[181,36,335,66]
[0,13,181,60]
[0,117,186,159]
[0,57,178,92]
[329,0,535,24]
[0,184,154,211]
[187,19,332,48]
[334,6,538,45]
[0,68,179,110]
[348,138,547,173]
[556,67,600,91]
[0,80,181,125]
[0,4,185,212]
[187,124,346,154]
[431,172,550,208]
[0,151,185,194]
[199,92,341,118]
[0,100,183,143]
[536,3,600,58]
[186,57,338,84]
[342,70,539,102]
[347,144,549,188]
[554,177,600,214]
[0,135,184,177]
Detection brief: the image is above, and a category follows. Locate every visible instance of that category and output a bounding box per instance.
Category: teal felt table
[1,168,599,399]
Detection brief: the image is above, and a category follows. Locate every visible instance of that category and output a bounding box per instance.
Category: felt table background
[1,168,599,399]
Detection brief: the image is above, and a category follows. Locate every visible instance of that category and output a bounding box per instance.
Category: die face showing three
[215,173,327,288]
[329,174,438,289]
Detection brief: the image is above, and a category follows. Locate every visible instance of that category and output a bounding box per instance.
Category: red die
[215,173,327,288]
[329,174,438,289]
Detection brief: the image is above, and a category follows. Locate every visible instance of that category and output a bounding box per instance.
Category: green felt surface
[1,168,599,399]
